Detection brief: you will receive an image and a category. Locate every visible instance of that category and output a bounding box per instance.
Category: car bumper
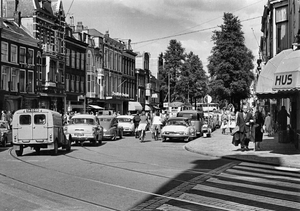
[69,133,95,141]
[161,134,190,139]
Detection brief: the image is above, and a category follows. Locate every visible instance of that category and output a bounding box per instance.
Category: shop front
[256,49,300,149]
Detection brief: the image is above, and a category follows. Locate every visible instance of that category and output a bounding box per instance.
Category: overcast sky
[62,0,266,72]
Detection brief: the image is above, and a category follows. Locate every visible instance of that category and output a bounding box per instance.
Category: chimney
[70,16,75,32]
[76,21,83,32]
[14,11,21,26]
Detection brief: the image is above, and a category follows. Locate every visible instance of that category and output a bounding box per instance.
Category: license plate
[74,133,84,136]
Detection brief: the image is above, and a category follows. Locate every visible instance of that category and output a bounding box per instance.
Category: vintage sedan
[161,117,196,142]
[98,115,123,140]
[64,114,103,146]
[117,115,135,135]
[0,120,12,147]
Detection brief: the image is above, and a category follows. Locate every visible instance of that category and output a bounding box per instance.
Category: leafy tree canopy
[207,12,254,108]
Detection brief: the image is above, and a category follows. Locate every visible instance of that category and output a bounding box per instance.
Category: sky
[62,0,266,73]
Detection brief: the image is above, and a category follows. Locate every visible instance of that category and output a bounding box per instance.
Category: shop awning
[256,49,292,95]
[128,101,143,111]
[272,49,300,91]
[88,105,104,110]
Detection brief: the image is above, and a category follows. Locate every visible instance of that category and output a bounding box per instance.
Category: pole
[168,70,170,111]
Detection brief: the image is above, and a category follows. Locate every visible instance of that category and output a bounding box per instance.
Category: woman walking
[253,106,264,151]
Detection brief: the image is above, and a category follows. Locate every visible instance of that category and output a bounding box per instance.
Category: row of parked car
[1,108,218,156]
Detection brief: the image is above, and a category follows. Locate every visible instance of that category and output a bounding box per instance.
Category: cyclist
[151,111,162,140]
[137,111,148,142]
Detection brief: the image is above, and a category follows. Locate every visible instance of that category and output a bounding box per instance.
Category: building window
[66,74,70,91]
[11,45,17,63]
[20,47,26,64]
[81,53,85,70]
[71,50,75,68]
[19,69,26,93]
[28,49,34,65]
[66,49,70,66]
[27,71,34,93]
[87,75,91,92]
[80,76,84,92]
[11,68,18,92]
[104,48,108,68]
[1,66,10,91]
[1,42,8,62]
[71,75,75,91]
[276,6,288,53]
[76,75,79,92]
[76,52,80,69]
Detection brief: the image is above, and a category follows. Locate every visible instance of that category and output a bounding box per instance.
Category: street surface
[0,131,299,211]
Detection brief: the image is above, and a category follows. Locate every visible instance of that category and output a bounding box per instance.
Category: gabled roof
[87,28,104,37]
[51,0,65,16]
[0,18,39,46]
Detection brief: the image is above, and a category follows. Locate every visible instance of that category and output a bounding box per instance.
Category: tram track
[5,145,232,211]
[6,148,121,211]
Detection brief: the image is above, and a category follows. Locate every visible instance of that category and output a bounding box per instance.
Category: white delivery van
[12,109,71,156]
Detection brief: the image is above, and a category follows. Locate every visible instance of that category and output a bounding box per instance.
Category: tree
[177,52,208,104]
[160,39,185,103]
[207,13,254,109]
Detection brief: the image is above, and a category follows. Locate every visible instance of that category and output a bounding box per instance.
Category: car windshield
[167,120,189,126]
[118,118,131,122]
[71,118,95,125]
[98,118,112,122]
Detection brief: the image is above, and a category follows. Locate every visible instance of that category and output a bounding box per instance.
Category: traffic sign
[204,95,212,103]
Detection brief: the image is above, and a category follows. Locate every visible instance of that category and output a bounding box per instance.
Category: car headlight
[103,128,107,132]
[190,128,195,133]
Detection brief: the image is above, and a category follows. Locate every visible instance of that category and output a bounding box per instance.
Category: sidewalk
[185,127,300,169]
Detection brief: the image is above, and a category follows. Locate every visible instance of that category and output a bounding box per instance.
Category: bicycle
[152,125,160,141]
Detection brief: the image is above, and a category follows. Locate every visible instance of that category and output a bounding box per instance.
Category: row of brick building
[0,0,162,114]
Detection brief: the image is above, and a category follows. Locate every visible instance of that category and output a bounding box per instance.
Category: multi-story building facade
[103,31,127,113]
[135,52,153,111]
[65,24,87,113]
[122,40,137,113]
[0,18,41,111]
[3,0,67,112]
[81,26,105,109]
[257,0,300,148]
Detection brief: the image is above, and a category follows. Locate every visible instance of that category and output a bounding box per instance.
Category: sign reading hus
[273,72,299,90]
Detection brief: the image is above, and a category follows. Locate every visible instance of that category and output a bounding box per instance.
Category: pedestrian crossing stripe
[131,161,300,210]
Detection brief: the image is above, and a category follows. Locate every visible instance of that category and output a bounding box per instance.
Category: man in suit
[236,105,253,151]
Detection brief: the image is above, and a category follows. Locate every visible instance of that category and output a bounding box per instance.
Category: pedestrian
[137,111,149,142]
[228,111,236,134]
[277,106,290,131]
[236,104,253,151]
[221,109,228,134]
[264,112,273,136]
[253,105,264,151]
[133,112,141,138]
[1,110,7,121]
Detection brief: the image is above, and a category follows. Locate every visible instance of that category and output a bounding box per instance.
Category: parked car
[177,110,204,137]
[0,120,12,147]
[98,115,123,140]
[117,115,135,136]
[161,117,196,142]
[64,114,103,146]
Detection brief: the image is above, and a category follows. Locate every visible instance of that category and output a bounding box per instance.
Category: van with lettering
[12,109,71,156]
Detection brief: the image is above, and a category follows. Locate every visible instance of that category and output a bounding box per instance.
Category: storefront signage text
[274,74,292,86]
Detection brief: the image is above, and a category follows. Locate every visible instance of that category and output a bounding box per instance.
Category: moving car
[0,120,12,147]
[12,109,70,156]
[98,115,123,140]
[117,115,135,135]
[64,114,103,146]
[177,110,204,137]
[161,117,196,142]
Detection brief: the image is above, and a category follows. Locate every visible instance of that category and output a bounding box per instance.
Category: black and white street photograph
[0,0,300,210]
